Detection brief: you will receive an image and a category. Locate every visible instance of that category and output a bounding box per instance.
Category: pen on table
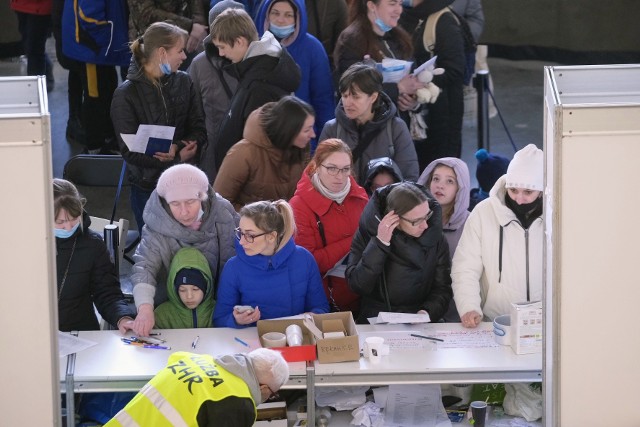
[123,341,171,350]
[149,333,161,336]
[234,336,249,347]
[135,336,166,344]
[410,333,444,342]
[192,335,200,349]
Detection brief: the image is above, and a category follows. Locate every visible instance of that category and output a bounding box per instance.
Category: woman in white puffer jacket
[451,144,544,325]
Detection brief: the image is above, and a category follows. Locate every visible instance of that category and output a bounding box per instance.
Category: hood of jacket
[363,158,404,195]
[361,182,444,248]
[255,0,308,49]
[166,246,214,311]
[335,91,397,135]
[234,235,296,271]
[143,186,230,244]
[214,353,261,404]
[418,157,470,231]
[225,31,300,94]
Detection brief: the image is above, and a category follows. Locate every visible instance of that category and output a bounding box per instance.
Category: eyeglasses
[399,210,434,226]
[262,384,280,401]
[234,227,269,243]
[321,164,351,176]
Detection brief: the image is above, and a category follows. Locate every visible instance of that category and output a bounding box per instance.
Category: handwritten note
[428,329,500,349]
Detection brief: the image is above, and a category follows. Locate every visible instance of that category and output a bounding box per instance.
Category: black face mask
[505,192,542,230]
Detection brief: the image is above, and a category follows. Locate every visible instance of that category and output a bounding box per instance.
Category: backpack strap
[423,7,452,54]
[386,120,394,158]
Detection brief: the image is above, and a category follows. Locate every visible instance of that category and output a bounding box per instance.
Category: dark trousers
[76,63,119,150]
[16,12,53,79]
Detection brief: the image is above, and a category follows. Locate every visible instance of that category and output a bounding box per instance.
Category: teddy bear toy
[415,64,445,104]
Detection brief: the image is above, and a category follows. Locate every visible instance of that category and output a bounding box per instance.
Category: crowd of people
[19,0,547,424]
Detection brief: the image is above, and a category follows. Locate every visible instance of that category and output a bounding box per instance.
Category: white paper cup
[364,336,385,363]
[493,314,511,345]
[285,324,303,347]
[262,332,287,348]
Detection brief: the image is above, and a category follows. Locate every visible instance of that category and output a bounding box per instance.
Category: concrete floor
[1,38,549,224]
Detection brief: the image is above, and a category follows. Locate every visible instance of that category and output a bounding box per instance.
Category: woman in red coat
[290,138,368,315]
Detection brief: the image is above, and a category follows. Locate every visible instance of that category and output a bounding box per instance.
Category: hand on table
[461,311,482,328]
[117,317,135,334]
[234,306,261,326]
[132,304,155,336]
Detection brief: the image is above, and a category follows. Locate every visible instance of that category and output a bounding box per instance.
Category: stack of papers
[371,312,431,324]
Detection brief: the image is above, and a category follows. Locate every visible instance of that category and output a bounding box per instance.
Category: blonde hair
[239,200,295,252]
[130,22,188,72]
[210,8,258,46]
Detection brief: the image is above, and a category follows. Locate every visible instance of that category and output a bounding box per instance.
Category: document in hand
[120,124,176,156]
[374,312,431,324]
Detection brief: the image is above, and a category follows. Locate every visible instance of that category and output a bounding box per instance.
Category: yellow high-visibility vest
[105,352,256,427]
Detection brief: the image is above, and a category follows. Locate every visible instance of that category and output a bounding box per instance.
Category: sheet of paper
[383,384,451,427]
[413,55,438,76]
[427,329,500,349]
[120,124,175,155]
[376,312,431,324]
[358,331,436,350]
[58,331,97,358]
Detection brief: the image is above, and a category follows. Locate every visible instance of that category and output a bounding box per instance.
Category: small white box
[510,301,542,354]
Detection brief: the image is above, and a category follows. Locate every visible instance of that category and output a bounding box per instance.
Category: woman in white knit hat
[451,144,544,326]
[130,163,239,336]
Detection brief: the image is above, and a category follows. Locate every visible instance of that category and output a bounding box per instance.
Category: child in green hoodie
[154,247,215,328]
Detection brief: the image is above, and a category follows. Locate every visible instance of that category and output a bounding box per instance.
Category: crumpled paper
[351,401,385,427]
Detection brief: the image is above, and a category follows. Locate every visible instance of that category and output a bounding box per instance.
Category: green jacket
[154,247,215,329]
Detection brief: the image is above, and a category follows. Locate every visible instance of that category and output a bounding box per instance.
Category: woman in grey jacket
[130,164,239,336]
[319,63,418,186]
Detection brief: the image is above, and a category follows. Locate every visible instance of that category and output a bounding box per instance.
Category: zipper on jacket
[192,309,198,328]
[525,228,530,301]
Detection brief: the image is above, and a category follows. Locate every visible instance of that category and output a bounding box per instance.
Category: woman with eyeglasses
[214,96,316,211]
[289,139,369,316]
[346,181,452,323]
[319,63,418,186]
[129,164,238,337]
[213,200,329,328]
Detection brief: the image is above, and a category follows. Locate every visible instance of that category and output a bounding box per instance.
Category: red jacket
[10,0,52,15]
[290,171,368,314]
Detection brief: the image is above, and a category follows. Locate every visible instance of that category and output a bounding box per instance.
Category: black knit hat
[174,268,208,294]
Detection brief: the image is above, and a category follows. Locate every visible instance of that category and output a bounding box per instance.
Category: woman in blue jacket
[214,200,329,328]
[255,0,335,150]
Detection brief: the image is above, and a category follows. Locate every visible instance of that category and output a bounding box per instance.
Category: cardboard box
[510,301,543,354]
[256,319,317,362]
[311,312,360,363]
[254,401,287,427]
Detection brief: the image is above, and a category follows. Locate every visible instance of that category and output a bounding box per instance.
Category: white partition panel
[0,76,59,425]
[544,65,640,426]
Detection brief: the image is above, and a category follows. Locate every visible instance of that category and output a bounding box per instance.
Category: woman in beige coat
[214,96,316,211]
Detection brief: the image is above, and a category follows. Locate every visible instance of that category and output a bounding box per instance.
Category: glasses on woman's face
[234,227,268,243]
[400,209,434,226]
[321,164,351,176]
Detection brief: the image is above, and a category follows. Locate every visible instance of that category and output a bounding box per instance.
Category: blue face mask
[54,222,80,239]
[159,61,172,75]
[269,23,295,39]
[374,16,393,33]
